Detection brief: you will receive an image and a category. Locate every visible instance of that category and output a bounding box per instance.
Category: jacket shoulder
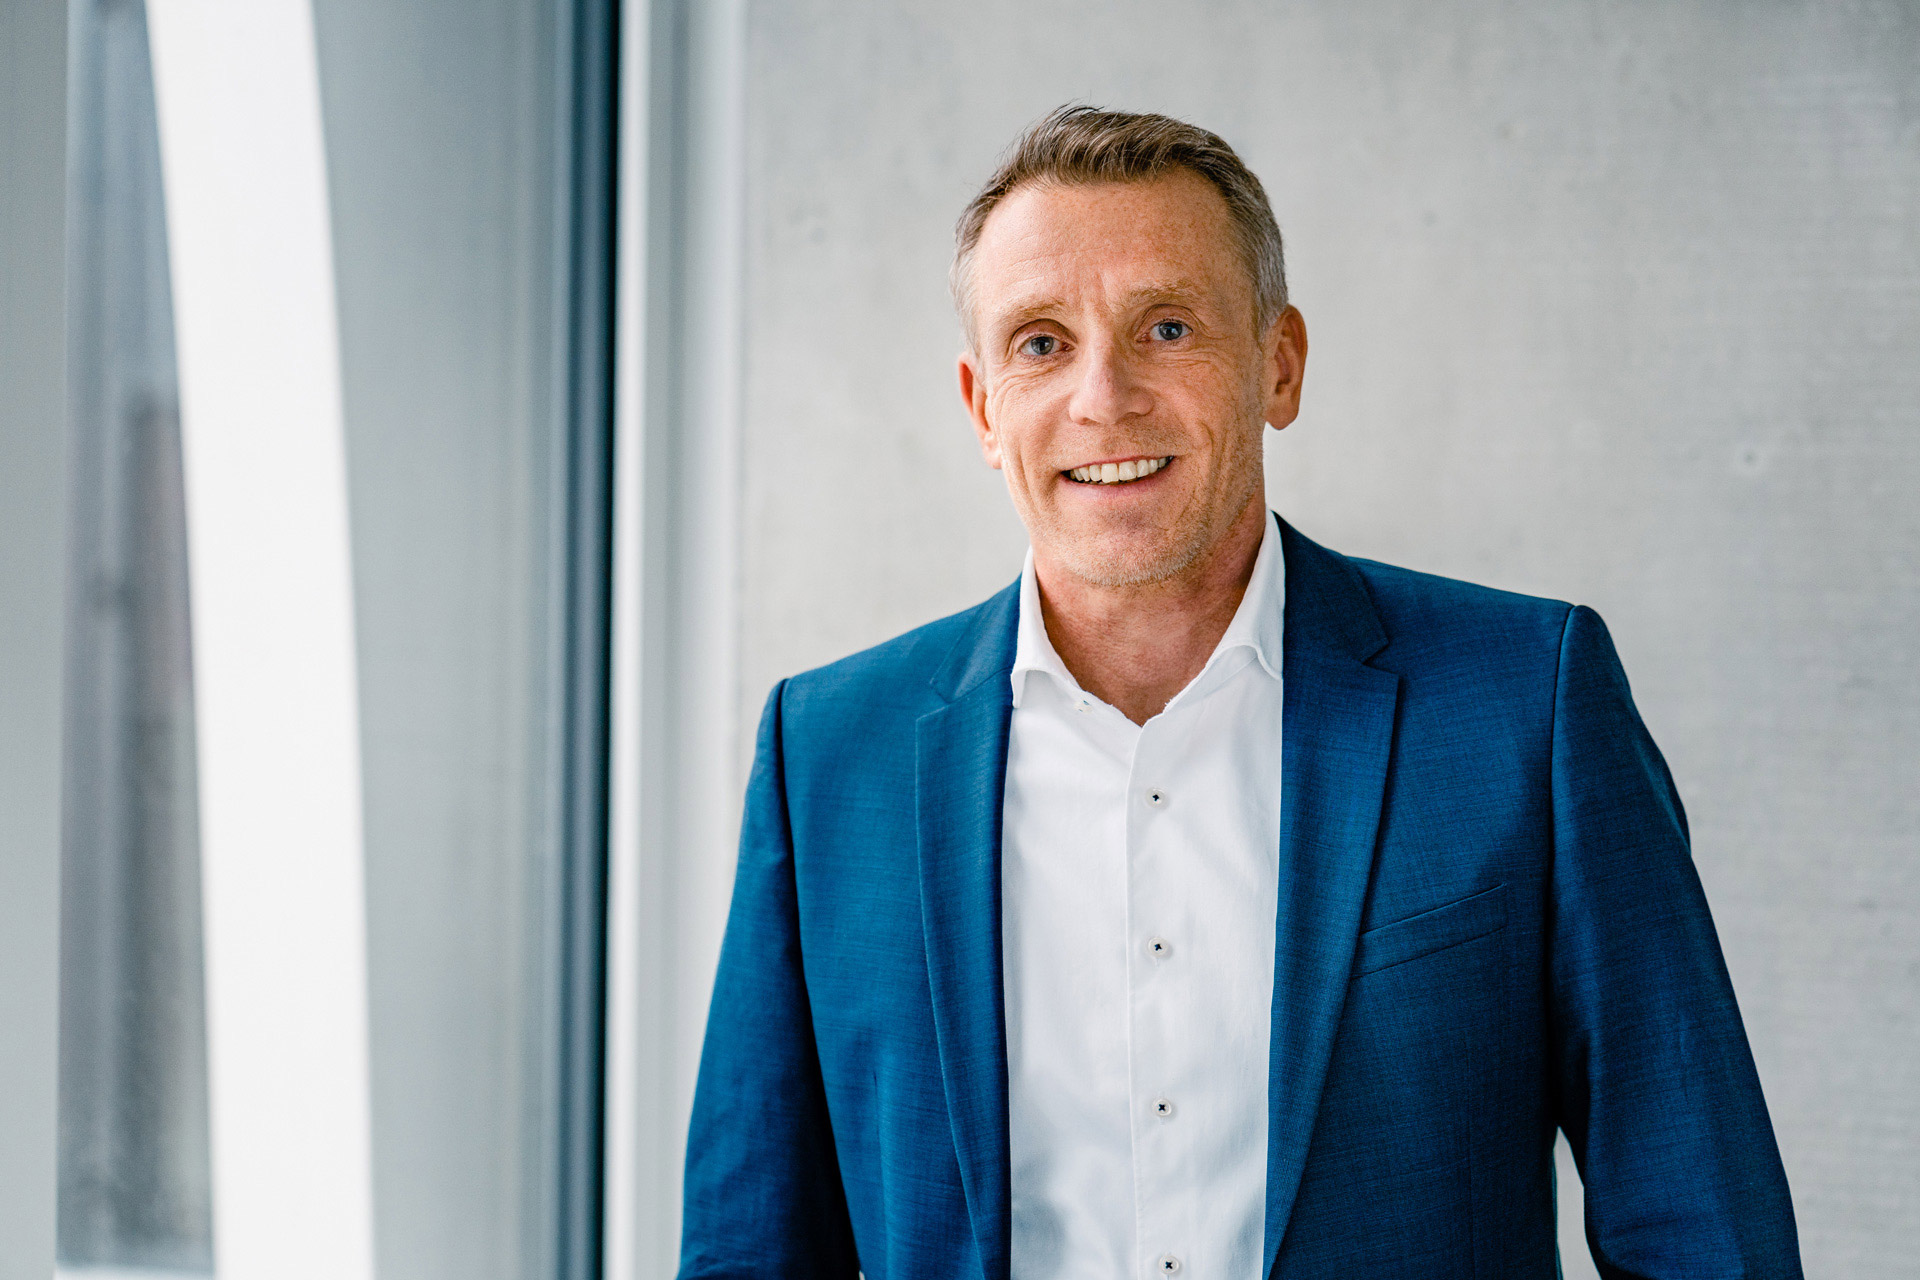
[1334,553,1585,791]
[1348,556,1572,644]
[1340,554,1577,691]
[781,586,1012,718]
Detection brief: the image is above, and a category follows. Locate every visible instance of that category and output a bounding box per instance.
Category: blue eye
[1019,333,1059,357]
[1151,320,1189,342]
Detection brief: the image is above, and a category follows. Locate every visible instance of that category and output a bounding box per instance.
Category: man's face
[958,170,1305,589]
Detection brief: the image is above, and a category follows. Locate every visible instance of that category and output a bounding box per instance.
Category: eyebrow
[986,278,1213,340]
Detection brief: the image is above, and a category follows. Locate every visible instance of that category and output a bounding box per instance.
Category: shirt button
[1145,936,1172,960]
[1152,1097,1176,1119]
[1076,698,1091,713]
[1145,789,1166,807]
[1158,1256,1182,1274]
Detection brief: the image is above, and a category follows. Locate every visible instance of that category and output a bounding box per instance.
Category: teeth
[1068,456,1169,485]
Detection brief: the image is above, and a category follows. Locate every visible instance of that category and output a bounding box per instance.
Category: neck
[1034,497,1270,726]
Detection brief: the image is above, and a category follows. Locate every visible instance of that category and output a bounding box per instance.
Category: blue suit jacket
[680,521,1800,1279]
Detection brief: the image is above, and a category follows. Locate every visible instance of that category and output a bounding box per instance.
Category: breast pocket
[1352,883,1509,978]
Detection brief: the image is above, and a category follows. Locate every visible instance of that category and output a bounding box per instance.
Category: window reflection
[57,0,212,1272]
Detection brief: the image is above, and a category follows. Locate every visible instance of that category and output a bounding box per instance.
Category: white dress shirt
[1002,513,1286,1280]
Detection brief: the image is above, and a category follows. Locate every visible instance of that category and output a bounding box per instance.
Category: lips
[1065,456,1171,485]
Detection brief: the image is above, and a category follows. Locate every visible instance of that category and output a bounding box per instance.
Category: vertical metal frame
[552,0,621,1275]
[604,0,746,1272]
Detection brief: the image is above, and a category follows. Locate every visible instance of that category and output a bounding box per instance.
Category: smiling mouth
[1065,456,1172,485]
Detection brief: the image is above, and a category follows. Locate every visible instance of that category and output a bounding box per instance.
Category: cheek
[1158,358,1241,417]
[986,391,1054,475]
[1198,372,1263,444]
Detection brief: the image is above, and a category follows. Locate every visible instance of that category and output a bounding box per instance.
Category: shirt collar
[1010,511,1286,709]
[1009,547,1075,709]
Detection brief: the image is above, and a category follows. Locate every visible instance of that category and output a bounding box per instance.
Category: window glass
[57,1,612,1276]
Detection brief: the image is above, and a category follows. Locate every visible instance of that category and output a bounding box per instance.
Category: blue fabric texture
[678,520,1801,1279]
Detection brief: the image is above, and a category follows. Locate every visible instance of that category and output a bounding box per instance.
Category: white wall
[0,1,68,1275]
[714,1,1919,1274]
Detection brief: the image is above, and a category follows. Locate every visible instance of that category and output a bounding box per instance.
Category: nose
[1066,334,1152,426]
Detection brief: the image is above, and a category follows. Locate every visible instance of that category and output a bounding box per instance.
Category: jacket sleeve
[1548,605,1801,1278]
[678,681,860,1279]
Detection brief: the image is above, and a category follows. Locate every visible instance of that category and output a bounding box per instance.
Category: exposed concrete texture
[0,1,68,1275]
[736,2,1920,1273]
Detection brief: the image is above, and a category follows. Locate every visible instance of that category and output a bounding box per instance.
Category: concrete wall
[730,1,1920,1273]
[0,1,69,1275]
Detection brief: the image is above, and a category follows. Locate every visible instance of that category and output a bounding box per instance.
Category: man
[679,106,1800,1279]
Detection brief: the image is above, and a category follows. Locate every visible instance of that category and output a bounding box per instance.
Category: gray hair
[951,104,1288,349]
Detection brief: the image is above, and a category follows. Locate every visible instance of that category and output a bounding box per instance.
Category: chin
[1053,530,1209,589]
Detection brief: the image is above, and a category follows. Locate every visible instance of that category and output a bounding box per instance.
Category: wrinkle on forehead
[969,174,1254,352]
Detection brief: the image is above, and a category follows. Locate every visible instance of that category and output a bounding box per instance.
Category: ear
[1261,305,1308,432]
[957,350,1003,469]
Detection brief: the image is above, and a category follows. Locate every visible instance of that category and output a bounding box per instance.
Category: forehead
[969,170,1247,323]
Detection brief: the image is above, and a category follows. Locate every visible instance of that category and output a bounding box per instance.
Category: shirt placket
[1127,711,1189,1279]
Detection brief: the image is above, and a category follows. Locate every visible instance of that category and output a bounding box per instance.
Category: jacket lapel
[917,584,1019,1280]
[1263,522,1402,1277]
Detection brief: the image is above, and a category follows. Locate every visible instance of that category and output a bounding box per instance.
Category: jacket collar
[928,578,1020,705]
[1275,517,1388,664]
